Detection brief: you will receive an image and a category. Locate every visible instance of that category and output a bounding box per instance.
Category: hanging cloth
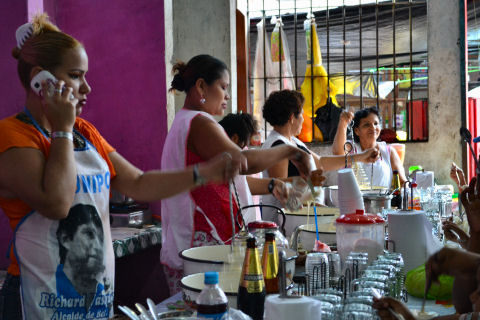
[298,18,339,142]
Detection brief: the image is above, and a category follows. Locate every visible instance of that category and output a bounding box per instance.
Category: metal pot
[362,193,393,215]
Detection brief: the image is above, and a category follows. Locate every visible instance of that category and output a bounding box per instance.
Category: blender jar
[335,210,385,265]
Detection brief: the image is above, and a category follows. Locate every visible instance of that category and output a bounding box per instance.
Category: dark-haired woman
[332,107,407,188]
[162,55,315,293]
[261,90,379,220]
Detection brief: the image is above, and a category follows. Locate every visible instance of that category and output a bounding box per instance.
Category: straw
[313,205,319,241]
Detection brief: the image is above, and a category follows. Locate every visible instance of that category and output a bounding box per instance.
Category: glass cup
[306,252,330,295]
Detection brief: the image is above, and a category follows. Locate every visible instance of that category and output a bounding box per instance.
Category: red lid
[412,183,418,188]
[248,220,278,229]
[336,209,384,224]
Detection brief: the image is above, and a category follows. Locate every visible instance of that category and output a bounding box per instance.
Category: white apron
[261,131,316,222]
[161,109,250,270]
[354,141,392,189]
[13,111,114,320]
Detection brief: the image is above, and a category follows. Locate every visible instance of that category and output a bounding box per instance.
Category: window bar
[278,0,283,90]
[392,1,397,136]
[359,0,363,108]
[376,0,380,113]
[409,0,413,140]
[327,0,331,101]
[262,3,267,139]
[294,0,298,90]
[310,0,315,140]
[343,0,347,110]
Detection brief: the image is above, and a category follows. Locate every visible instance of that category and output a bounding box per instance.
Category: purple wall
[0,0,167,269]
[0,0,28,270]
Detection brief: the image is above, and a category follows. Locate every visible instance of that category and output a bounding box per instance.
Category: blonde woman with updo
[161,54,316,294]
[0,15,240,319]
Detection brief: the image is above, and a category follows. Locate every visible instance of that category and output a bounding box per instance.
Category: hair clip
[16,22,34,49]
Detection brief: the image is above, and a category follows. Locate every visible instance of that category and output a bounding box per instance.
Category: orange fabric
[0,114,116,276]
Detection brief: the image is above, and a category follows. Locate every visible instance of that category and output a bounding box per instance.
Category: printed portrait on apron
[13,119,115,320]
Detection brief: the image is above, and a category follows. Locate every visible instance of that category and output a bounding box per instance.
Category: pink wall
[0,0,167,269]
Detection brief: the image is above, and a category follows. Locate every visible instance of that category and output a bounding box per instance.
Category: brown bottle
[391,170,402,208]
[261,232,279,294]
[237,237,266,320]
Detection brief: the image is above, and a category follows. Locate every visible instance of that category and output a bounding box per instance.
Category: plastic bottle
[196,271,228,320]
[261,232,279,294]
[407,183,421,210]
[237,237,266,320]
[391,170,402,208]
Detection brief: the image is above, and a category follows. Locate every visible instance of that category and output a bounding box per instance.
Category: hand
[461,177,480,233]
[339,110,354,129]
[310,169,326,187]
[372,297,415,320]
[442,220,469,247]
[451,162,467,192]
[40,80,78,131]
[272,179,289,205]
[355,148,380,163]
[289,148,312,179]
[200,152,246,184]
[425,248,480,288]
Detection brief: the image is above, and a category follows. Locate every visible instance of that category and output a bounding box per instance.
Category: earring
[200,98,206,104]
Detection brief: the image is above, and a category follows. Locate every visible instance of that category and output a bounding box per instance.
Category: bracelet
[268,179,275,194]
[51,131,73,141]
[193,164,206,186]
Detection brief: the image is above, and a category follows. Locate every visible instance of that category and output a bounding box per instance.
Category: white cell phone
[30,70,58,96]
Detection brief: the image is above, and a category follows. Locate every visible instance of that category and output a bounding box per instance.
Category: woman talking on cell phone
[0,14,241,320]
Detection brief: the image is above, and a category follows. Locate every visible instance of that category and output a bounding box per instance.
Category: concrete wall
[0,0,167,269]
[168,0,237,122]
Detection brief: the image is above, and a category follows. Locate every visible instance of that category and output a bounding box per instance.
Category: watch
[268,179,275,194]
[193,164,206,186]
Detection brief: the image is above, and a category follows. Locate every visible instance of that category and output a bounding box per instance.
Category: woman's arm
[109,151,241,202]
[311,149,379,172]
[332,110,353,155]
[0,141,76,220]
[389,147,407,184]
[189,115,311,176]
[246,176,288,204]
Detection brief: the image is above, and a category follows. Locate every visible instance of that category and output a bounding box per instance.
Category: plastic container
[407,183,421,210]
[335,210,385,265]
[196,271,228,319]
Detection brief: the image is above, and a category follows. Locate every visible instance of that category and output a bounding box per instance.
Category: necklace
[16,112,85,148]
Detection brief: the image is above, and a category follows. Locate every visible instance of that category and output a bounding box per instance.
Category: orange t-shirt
[0,114,117,276]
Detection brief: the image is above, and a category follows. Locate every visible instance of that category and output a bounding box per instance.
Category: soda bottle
[261,232,279,294]
[407,183,422,210]
[391,170,402,208]
[196,271,228,320]
[237,237,266,320]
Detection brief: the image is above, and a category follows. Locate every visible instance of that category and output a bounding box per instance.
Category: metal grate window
[241,0,428,143]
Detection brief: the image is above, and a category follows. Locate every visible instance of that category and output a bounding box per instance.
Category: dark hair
[169,54,228,93]
[352,107,380,142]
[57,204,103,264]
[219,113,256,147]
[262,90,304,126]
[13,13,82,90]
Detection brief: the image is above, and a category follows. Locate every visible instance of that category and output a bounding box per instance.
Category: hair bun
[170,74,186,92]
[11,47,21,60]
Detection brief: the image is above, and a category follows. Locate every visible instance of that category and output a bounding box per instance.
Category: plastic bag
[405,263,454,301]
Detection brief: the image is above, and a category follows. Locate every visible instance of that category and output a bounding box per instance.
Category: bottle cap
[246,237,256,248]
[392,170,399,174]
[265,232,275,241]
[204,271,219,285]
